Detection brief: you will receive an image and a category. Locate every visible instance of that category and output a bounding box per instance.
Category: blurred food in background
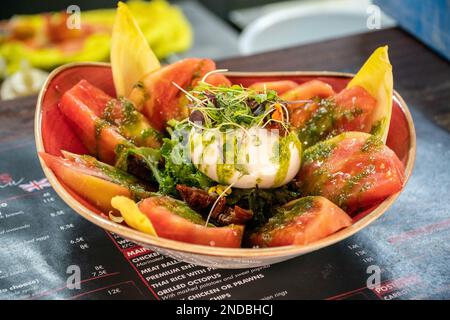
[0,60,48,100]
[0,0,192,100]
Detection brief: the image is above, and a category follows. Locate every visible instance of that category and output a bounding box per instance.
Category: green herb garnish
[184,81,289,132]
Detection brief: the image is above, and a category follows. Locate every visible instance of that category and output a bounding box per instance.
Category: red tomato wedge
[250,196,352,247]
[204,73,232,87]
[249,80,298,95]
[333,86,377,132]
[297,132,405,213]
[285,80,377,148]
[128,58,229,131]
[59,82,131,164]
[139,197,244,248]
[64,79,112,117]
[39,152,131,213]
[282,80,336,143]
[61,80,161,149]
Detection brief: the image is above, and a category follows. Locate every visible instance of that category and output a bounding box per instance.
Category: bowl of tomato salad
[34,3,415,268]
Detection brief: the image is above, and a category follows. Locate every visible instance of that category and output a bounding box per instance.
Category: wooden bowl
[35,62,416,269]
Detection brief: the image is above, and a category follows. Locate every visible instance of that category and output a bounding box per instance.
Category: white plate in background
[236,0,396,55]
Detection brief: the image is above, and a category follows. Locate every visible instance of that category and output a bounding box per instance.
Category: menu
[0,107,449,300]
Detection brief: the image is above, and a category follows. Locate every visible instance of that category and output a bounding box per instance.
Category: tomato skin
[59,82,129,164]
[128,58,221,132]
[205,73,231,87]
[139,197,244,248]
[249,80,298,95]
[39,152,131,213]
[64,79,112,117]
[333,86,377,132]
[250,196,352,247]
[285,81,377,148]
[297,132,405,212]
[282,80,336,130]
[282,80,335,102]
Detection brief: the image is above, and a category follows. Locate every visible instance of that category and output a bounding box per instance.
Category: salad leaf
[114,121,213,196]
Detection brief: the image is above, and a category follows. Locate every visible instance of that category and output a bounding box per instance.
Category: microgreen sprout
[171,79,290,134]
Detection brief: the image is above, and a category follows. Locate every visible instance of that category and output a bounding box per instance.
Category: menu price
[0,137,449,300]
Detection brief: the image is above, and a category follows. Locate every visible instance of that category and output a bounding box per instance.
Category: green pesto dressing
[79,154,153,201]
[297,97,366,148]
[93,118,110,157]
[256,196,316,243]
[215,132,239,183]
[303,140,337,164]
[298,101,337,148]
[133,81,150,106]
[334,164,376,208]
[361,134,383,153]
[102,98,139,126]
[196,132,218,175]
[141,127,161,141]
[94,118,109,140]
[273,132,301,187]
[301,133,350,195]
[216,163,236,184]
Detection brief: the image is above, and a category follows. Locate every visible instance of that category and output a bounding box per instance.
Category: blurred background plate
[236,0,396,55]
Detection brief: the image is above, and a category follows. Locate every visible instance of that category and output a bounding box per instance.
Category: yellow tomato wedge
[111,196,158,237]
[111,1,160,97]
[347,46,393,143]
[39,152,131,213]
